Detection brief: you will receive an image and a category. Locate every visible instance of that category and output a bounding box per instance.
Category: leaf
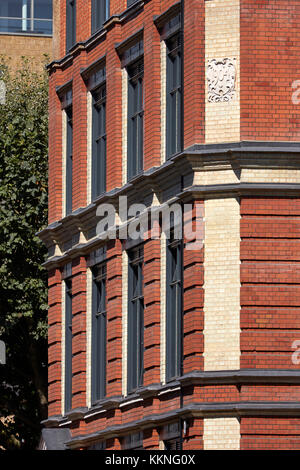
[0,57,48,450]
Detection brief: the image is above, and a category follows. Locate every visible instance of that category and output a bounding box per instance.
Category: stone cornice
[183,141,300,170]
[38,141,300,268]
[62,400,300,448]
[47,0,147,74]
[42,369,300,444]
[153,1,181,30]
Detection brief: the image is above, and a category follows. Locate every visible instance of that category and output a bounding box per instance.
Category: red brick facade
[41,0,300,450]
[240,0,300,140]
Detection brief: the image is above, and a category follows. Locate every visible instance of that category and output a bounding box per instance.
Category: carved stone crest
[207,58,236,103]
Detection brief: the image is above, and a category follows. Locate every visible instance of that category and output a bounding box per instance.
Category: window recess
[127,245,144,394]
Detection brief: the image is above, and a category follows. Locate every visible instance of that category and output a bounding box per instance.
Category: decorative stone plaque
[207,58,236,103]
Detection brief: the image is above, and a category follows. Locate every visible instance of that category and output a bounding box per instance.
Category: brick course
[44,0,300,451]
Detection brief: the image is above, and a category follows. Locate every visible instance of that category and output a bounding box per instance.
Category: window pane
[166,33,182,159]
[66,0,76,50]
[127,59,144,180]
[0,1,23,18]
[0,17,22,33]
[65,279,73,413]
[127,247,144,392]
[0,0,52,34]
[33,19,52,34]
[34,0,52,19]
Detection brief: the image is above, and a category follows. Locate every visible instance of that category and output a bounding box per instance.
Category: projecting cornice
[38,141,300,269]
[62,400,300,449]
[47,0,148,73]
[42,368,300,447]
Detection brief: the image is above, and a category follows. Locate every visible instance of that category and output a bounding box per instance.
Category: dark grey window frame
[65,104,73,215]
[57,85,73,216]
[122,432,143,450]
[81,62,106,200]
[162,422,182,451]
[91,83,106,199]
[127,58,144,181]
[127,245,144,394]
[88,440,106,450]
[164,437,181,450]
[91,261,107,404]
[91,0,109,34]
[64,276,73,414]
[66,0,76,51]
[166,32,182,159]
[166,232,183,382]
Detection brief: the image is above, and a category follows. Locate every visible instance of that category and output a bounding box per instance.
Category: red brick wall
[106,24,123,192]
[183,0,205,147]
[46,0,300,451]
[143,0,161,170]
[183,200,204,373]
[48,71,63,224]
[241,417,300,450]
[143,427,160,450]
[71,257,87,409]
[106,239,123,396]
[72,53,88,210]
[144,230,161,385]
[240,0,300,140]
[183,418,203,450]
[48,0,206,223]
[48,268,63,416]
[240,197,300,368]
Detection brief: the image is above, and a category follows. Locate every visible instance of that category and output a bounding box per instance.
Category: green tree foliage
[0,59,48,449]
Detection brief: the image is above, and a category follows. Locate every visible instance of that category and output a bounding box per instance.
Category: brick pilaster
[106,25,123,192]
[183,200,204,373]
[143,234,161,386]
[143,0,161,170]
[71,257,87,409]
[182,418,203,450]
[48,268,63,416]
[106,239,123,396]
[183,0,205,147]
[72,52,88,211]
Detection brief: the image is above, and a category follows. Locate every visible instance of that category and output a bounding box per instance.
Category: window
[122,432,143,450]
[58,86,73,216]
[127,246,144,393]
[0,0,52,35]
[91,262,107,404]
[164,438,181,450]
[162,422,182,450]
[92,84,106,199]
[65,278,73,413]
[91,0,109,34]
[66,0,76,51]
[88,440,106,450]
[65,104,73,215]
[127,59,144,180]
[166,33,182,159]
[166,232,182,381]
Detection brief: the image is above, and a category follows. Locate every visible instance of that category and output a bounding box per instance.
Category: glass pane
[34,0,52,19]
[0,3,52,34]
[0,0,23,18]
[33,18,52,34]
[0,17,22,33]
